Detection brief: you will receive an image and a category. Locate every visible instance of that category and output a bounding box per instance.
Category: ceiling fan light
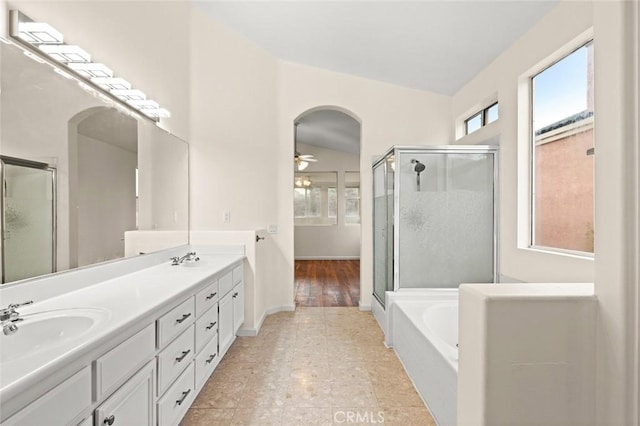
[297,160,309,171]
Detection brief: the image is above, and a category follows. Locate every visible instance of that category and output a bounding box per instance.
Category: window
[345,187,360,224]
[294,187,320,218]
[294,172,338,225]
[328,187,337,219]
[465,102,499,135]
[531,41,594,254]
[345,171,361,224]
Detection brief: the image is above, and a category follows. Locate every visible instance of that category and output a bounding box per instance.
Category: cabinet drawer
[195,333,220,392]
[195,279,218,317]
[95,323,155,399]
[219,271,233,297]
[157,297,195,348]
[195,303,218,353]
[157,325,195,395]
[232,263,243,285]
[157,362,195,426]
[77,417,92,426]
[4,367,91,426]
[95,361,155,426]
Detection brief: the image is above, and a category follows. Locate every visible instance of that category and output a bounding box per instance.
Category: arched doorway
[292,107,362,307]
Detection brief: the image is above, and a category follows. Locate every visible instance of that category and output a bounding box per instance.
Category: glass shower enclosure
[373,146,499,306]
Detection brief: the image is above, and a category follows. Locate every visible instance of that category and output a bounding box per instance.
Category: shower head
[411,159,426,173]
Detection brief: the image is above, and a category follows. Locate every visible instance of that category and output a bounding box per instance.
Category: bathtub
[388,290,459,426]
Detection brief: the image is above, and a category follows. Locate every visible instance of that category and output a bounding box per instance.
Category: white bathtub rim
[393,300,459,373]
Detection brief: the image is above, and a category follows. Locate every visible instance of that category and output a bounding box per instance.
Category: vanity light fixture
[39,44,91,63]
[91,77,132,91]
[110,89,147,101]
[9,10,171,122]
[68,62,113,79]
[18,22,63,44]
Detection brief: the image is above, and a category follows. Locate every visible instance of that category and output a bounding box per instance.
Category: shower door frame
[0,155,57,284]
[374,145,500,295]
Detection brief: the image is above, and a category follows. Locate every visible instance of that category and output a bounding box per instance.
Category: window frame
[528,39,594,256]
[464,101,499,135]
[293,171,338,226]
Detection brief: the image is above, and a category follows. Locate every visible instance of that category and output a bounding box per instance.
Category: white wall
[137,121,189,231]
[77,134,136,266]
[452,1,639,423]
[452,1,594,284]
[294,142,360,259]
[278,62,452,309]
[592,2,639,424]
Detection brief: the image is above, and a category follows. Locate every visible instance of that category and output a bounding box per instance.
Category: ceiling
[196,1,558,95]
[297,110,361,154]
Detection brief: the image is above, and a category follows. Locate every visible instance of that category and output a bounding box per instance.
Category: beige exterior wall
[534,121,594,252]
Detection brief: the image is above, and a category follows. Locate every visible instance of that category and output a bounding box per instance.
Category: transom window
[465,102,499,135]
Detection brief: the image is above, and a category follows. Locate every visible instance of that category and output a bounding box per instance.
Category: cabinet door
[218,292,234,356]
[95,361,155,426]
[232,281,245,335]
[3,367,91,426]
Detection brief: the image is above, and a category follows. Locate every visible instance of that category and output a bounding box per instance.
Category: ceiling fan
[294,122,317,171]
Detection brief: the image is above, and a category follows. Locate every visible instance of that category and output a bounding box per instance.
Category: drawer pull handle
[176,313,191,324]
[206,321,217,330]
[104,415,115,425]
[206,353,217,364]
[232,292,238,298]
[175,350,191,362]
[206,292,217,300]
[176,389,191,406]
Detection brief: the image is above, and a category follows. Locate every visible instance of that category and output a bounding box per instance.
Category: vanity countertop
[0,253,244,414]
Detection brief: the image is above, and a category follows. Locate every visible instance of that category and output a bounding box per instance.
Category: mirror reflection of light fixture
[294,176,312,187]
[388,155,396,171]
[68,62,114,78]
[9,10,171,121]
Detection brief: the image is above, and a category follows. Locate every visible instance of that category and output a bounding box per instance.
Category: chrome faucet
[1,301,33,336]
[170,252,200,266]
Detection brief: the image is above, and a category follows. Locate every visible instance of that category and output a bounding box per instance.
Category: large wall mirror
[0,39,189,284]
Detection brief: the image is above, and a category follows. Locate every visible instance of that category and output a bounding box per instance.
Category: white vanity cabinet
[219,265,245,356]
[218,290,234,357]
[95,361,155,426]
[1,258,245,426]
[2,367,91,426]
[232,281,245,335]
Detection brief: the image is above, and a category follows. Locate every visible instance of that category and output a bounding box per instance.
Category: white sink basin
[0,308,110,364]
[180,260,204,267]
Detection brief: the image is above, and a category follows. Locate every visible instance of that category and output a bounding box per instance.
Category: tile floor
[181,307,436,425]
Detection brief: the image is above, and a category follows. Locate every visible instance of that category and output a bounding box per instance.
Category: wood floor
[294,260,360,307]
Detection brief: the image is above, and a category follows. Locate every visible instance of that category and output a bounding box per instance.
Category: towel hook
[256,235,265,242]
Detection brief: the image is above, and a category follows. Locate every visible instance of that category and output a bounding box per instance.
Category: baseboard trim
[266,305,296,314]
[237,305,296,337]
[358,301,372,311]
[294,256,360,260]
